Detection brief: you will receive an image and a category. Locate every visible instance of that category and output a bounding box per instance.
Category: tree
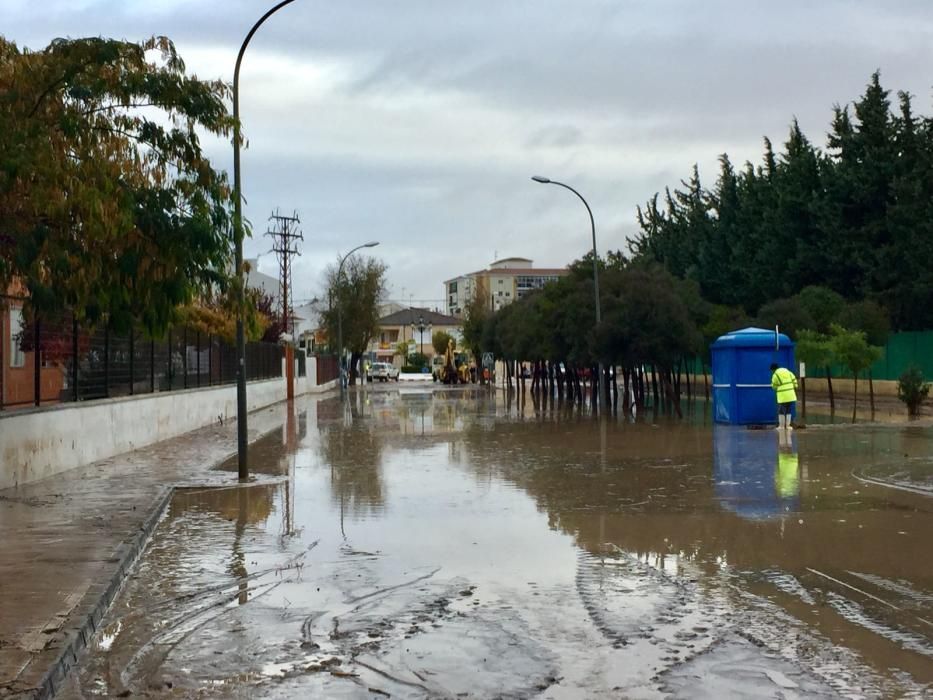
[175,287,269,343]
[796,329,836,415]
[796,286,845,334]
[319,255,387,384]
[829,325,883,422]
[839,299,890,347]
[755,296,815,340]
[629,71,933,333]
[0,36,236,334]
[432,330,455,356]
[461,294,489,383]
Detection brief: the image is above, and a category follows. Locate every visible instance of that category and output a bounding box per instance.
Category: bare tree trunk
[684,357,692,400]
[703,364,710,401]
[869,370,875,418]
[634,365,645,408]
[662,368,683,418]
[612,365,619,411]
[651,365,660,409]
[826,367,835,414]
[349,351,362,385]
[852,373,858,424]
[801,376,807,421]
[589,366,595,406]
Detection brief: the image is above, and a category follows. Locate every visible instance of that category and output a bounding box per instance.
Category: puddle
[64,387,933,697]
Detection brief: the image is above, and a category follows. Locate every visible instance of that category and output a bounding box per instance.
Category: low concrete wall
[0,366,339,491]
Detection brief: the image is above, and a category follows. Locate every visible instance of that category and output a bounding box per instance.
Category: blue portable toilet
[711,327,795,424]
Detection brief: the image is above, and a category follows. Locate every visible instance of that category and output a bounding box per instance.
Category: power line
[264,209,303,336]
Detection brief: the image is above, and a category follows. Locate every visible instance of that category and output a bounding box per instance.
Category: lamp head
[364,241,379,248]
[531,175,551,184]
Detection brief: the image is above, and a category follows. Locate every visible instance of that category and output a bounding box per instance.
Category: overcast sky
[6,1,933,309]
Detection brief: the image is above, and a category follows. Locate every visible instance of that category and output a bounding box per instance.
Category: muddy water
[65,386,932,698]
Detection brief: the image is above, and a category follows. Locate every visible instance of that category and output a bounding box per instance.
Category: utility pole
[265,210,303,336]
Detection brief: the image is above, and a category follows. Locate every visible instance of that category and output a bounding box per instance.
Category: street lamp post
[232,0,300,481]
[336,242,379,396]
[531,175,605,409]
[411,313,432,357]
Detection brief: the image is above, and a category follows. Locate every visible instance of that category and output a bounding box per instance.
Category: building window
[9,307,25,368]
[449,281,457,293]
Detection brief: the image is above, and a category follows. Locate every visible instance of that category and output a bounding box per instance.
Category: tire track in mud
[824,591,933,658]
[575,547,931,698]
[575,548,697,647]
[116,579,287,691]
[291,550,561,699]
[574,547,724,675]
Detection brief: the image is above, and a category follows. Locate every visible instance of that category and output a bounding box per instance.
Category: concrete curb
[35,485,175,700]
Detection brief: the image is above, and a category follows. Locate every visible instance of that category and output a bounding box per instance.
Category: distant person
[770,362,798,430]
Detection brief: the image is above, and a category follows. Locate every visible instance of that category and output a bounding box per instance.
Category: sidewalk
[0,396,322,699]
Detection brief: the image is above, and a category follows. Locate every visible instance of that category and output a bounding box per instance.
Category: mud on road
[62,387,932,698]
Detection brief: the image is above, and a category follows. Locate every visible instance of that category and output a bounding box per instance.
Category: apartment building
[444,258,566,317]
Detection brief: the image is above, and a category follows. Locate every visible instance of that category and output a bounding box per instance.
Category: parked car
[368,362,400,382]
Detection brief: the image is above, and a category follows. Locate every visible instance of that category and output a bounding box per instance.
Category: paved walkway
[0,396,324,699]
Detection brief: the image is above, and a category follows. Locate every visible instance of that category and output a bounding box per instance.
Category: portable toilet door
[710,327,795,425]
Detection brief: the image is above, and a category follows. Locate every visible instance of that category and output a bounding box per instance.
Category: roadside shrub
[896,365,930,416]
[408,352,428,369]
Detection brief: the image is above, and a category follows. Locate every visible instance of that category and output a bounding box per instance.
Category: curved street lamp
[336,241,380,396]
[232,0,300,481]
[410,313,432,357]
[531,175,605,408]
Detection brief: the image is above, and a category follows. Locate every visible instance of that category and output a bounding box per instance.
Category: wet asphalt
[62,384,932,698]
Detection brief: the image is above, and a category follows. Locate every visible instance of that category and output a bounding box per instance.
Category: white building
[444,257,567,317]
[244,258,280,302]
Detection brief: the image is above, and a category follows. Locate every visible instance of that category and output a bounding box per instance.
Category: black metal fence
[0,302,283,411]
[316,355,339,385]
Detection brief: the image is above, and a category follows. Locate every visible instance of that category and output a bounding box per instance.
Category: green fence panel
[804,330,933,382]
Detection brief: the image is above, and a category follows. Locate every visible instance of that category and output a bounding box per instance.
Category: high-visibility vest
[771,367,798,404]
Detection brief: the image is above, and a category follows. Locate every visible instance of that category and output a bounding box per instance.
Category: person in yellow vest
[770,362,798,430]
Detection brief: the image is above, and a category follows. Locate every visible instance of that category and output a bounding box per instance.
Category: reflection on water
[72,385,933,698]
[714,427,800,518]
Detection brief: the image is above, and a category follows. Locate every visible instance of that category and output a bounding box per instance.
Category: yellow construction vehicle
[432,339,474,384]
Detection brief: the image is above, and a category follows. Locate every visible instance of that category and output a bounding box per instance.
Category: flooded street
[64,386,932,698]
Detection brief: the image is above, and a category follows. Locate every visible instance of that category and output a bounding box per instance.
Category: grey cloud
[524,125,583,149]
[6,0,933,303]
